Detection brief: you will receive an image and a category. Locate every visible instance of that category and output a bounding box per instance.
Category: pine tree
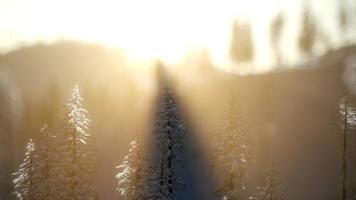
[116,138,148,200]
[253,166,284,200]
[56,85,97,200]
[13,139,36,200]
[32,124,56,200]
[149,87,186,199]
[213,95,251,200]
[338,97,356,200]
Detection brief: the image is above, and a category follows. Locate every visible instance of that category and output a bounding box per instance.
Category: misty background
[0,0,356,199]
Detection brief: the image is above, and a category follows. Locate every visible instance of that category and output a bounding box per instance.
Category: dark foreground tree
[149,87,186,199]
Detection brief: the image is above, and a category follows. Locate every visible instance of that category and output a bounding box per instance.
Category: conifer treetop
[13,139,36,200]
[116,139,147,199]
[64,85,91,144]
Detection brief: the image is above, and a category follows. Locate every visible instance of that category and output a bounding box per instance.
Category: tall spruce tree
[253,166,284,200]
[149,87,186,199]
[13,139,36,200]
[213,95,251,200]
[116,138,148,200]
[338,97,356,200]
[55,85,97,200]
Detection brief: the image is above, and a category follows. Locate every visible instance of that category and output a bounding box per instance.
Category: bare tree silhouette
[298,4,316,59]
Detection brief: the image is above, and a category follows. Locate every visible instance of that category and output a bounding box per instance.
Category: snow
[13,139,36,200]
[339,97,356,129]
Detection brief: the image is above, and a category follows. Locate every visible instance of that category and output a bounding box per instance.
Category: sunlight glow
[0,0,310,68]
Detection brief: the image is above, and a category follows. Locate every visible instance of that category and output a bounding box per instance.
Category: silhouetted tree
[230,20,254,64]
[270,14,285,66]
[338,96,356,200]
[298,5,316,59]
[149,87,186,199]
[213,95,252,199]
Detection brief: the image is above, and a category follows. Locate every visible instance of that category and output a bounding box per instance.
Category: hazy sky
[0,0,353,69]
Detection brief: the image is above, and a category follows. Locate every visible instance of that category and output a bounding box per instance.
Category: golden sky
[0,0,348,69]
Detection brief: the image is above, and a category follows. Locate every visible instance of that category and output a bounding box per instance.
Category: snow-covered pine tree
[116,138,148,200]
[212,95,251,200]
[13,139,36,200]
[32,124,56,200]
[55,85,97,200]
[149,87,186,199]
[338,96,356,200]
[253,166,284,200]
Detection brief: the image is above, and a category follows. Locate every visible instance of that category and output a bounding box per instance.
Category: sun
[16,0,238,64]
[80,0,236,64]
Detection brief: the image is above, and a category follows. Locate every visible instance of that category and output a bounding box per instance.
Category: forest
[0,0,356,199]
